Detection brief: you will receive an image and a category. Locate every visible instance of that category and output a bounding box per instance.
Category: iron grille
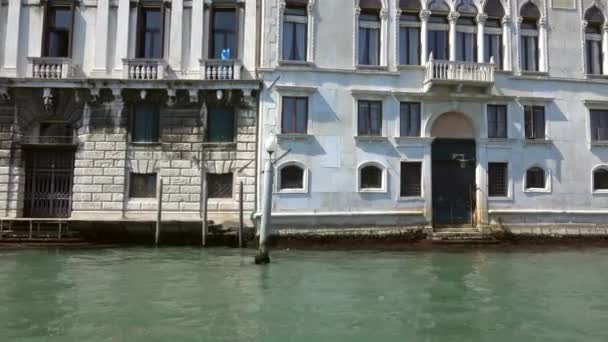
[207,173,233,198]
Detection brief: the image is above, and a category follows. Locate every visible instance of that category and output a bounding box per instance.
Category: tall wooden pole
[239,180,244,248]
[202,175,208,247]
[155,178,163,246]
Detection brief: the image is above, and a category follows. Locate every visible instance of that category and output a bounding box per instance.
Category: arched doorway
[430,112,476,226]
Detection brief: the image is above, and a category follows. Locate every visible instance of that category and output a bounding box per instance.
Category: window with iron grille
[283,4,308,61]
[207,106,235,142]
[590,110,608,141]
[43,3,74,58]
[281,97,308,134]
[488,162,508,197]
[524,106,545,140]
[525,167,545,189]
[279,165,304,190]
[131,103,160,142]
[487,105,507,138]
[358,100,382,136]
[360,165,383,190]
[207,173,233,198]
[136,5,165,59]
[594,168,608,191]
[400,162,421,197]
[129,173,157,198]
[210,8,238,59]
[400,102,421,137]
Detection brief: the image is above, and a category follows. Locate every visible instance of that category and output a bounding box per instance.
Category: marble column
[502,15,512,71]
[448,11,459,61]
[476,13,487,63]
[170,0,183,71]
[94,0,110,74]
[602,23,608,75]
[538,16,547,72]
[189,0,204,75]
[114,0,131,72]
[3,0,22,76]
[420,9,431,64]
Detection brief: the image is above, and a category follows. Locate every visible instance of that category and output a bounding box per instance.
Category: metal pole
[202,176,208,247]
[155,178,163,246]
[58,222,62,239]
[29,220,33,239]
[255,157,273,264]
[239,180,244,248]
[0,220,3,241]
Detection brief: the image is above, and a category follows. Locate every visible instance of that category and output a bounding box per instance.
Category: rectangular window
[357,100,382,136]
[43,5,74,57]
[487,105,507,138]
[524,106,545,140]
[399,26,420,65]
[129,173,157,198]
[488,163,508,197]
[210,8,237,59]
[586,39,603,75]
[136,6,164,59]
[281,97,308,134]
[456,31,476,62]
[207,173,233,199]
[131,103,160,142]
[399,102,421,137]
[590,110,608,141]
[207,106,235,142]
[520,35,538,72]
[484,33,503,69]
[428,30,448,60]
[400,162,422,197]
[358,14,380,65]
[282,7,307,61]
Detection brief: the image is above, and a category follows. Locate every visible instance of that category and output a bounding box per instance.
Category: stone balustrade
[27,57,73,79]
[201,59,243,80]
[122,59,167,80]
[425,56,495,85]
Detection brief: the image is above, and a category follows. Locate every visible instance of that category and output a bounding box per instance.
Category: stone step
[429,230,499,244]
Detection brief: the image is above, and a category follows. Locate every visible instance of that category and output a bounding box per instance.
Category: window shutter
[524,106,534,139]
[534,106,545,139]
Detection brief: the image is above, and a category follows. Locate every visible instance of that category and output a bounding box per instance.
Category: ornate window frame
[580,2,608,77]
[354,0,389,69]
[277,0,316,65]
[516,0,549,74]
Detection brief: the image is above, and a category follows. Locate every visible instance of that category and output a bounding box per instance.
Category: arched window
[427,0,450,60]
[282,0,309,61]
[359,164,384,190]
[358,0,383,65]
[279,164,305,190]
[593,168,608,191]
[483,0,505,68]
[584,6,605,75]
[519,2,540,72]
[525,166,545,189]
[399,0,421,65]
[455,1,478,62]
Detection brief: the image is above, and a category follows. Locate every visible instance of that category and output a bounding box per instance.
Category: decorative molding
[420,9,431,21]
[475,13,488,24]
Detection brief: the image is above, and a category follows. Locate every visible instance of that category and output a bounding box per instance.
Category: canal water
[1,247,607,341]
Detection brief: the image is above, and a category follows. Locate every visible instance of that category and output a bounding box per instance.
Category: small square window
[131,103,160,143]
[207,106,235,142]
[207,173,233,198]
[400,162,422,197]
[488,163,508,197]
[129,173,157,198]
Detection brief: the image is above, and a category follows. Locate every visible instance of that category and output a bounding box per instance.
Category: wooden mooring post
[155,179,164,246]
[29,220,33,239]
[202,176,208,247]
[239,180,244,248]
[0,220,3,241]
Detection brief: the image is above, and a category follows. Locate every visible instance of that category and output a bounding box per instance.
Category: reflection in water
[0,247,607,341]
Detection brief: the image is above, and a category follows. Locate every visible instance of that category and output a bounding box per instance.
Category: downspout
[251,0,263,226]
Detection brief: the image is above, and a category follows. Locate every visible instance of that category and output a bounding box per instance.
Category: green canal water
[1,247,607,341]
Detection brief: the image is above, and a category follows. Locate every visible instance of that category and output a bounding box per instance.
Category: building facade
[258,0,608,232]
[0,0,259,228]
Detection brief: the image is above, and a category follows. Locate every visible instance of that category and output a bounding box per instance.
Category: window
[43,4,74,57]
[525,167,545,189]
[399,13,420,65]
[487,105,507,138]
[279,165,305,190]
[519,2,540,72]
[210,8,237,59]
[590,109,608,141]
[585,6,604,75]
[358,100,382,136]
[207,173,233,198]
[131,103,160,142]
[136,6,164,59]
[484,0,504,68]
[282,3,308,61]
[488,162,508,197]
[206,106,235,143]
[593,168,608,191]
[524,105,545,140]
[400,162,421,197]
[455,3,477,62]
[129,173,157,198]
[281,97,308,134]
[400,102,421,137]
[427,0,449,60]
[360,165,383,190]
[358,11,381,65]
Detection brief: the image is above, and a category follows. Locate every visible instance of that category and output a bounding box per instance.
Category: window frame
[129,102,161,143]
[357,161,387,193]
[42,1,75,58]
[592,165,608,194]
[276,161,309,194]
[128,173,157,199]
[590,109,608,142]
[281,96,309,134]
[524,105,546,140]
[357,99,383,137]
[205,105,236,143]
[399,101,421,137]
[398,12,421,66]
[400,161,422,198]
[206,172,234,199]
[282,4,309,62]
[455,15,478,63]
[135,3,166,59]
[358,11,382,66]
[488,162,509,198]
[487,104,508,139]
[209,6,239,59]
[524,166,551,193]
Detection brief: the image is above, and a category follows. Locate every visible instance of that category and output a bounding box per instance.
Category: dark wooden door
[23,148,75,218]
[432,139,476,226]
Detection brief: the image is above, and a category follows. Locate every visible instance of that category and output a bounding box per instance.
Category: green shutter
[207,107,235,142]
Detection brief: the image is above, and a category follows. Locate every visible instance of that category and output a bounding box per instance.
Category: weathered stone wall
[0,103,14,217]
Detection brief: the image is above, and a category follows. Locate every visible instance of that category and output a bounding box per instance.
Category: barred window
[593,168,608,191]
[488,163,507,197]
[525,167,545,189]
[129,173,157,198]
[524,106,545,140]
[400,102,421,137]
[487,105,507,138]
[207,173,233,198]
[400,162,421,197]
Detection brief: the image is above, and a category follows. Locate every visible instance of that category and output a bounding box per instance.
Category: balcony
[123,59,167,80]
[201,59,242,80]
[27,57,73,79]
[424,55,495,91]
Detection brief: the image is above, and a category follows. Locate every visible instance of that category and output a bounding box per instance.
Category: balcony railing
[27,57,73,79]
[123,59,167,80]
[201,59,242,80]
[21,135,74,145]
[425,55,495,87]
